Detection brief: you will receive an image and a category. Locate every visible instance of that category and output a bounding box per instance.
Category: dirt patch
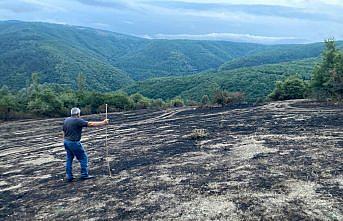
[20,154,63,166]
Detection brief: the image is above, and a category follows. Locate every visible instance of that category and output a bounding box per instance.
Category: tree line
[268,39,343,101]
[0,73,185,120]
[0,39,342,120]
[0,71,244,120]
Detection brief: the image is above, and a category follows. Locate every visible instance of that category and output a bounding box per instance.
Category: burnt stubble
[0,100,342,220]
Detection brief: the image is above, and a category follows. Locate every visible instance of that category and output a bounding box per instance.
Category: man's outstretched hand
[88,119,109,127]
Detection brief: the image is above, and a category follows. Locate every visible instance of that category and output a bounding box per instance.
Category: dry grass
[188,129,208,140]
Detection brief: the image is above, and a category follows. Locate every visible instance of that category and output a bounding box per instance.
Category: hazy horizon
[0,0,342,44]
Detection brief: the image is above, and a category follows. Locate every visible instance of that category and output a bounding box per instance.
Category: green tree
[60,91,79,110]
[329,51,343,100]
[201,95,210,107]
[31,72,40,92]
[28,88,63,117]
[0,93,17,120]
[213,90,245,105]
[81,92,105,113]
[77,72,86,93]
[0,85,10,96]
[104,92,134,111]
[130,93,151,109]
[27,72,41,100]
[311,39,343,100]
[130,93,144,103]
[268,81,284,100]
[136,98,151,109]
[269,75,307,100]
[170,97,184,107]
[213,90,230,106]
[150,98,165,109]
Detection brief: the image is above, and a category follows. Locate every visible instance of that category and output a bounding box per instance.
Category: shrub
[130,93,154,109]
[136,98,151,109]
[104,92,134,111]
[228,92,245,103]
[213,90,229,106]
[130,93,145,103]
[150,98,165,109]
[188,129,208,140]
[213,90,245,106]
[59,92,79,110]
[201,95,210,107]
[80,92,105,113]
[27,88,64,117]
[0,94,17,120]
[170,97,184,107]
[269,75,308,101]
[186,100,199,106]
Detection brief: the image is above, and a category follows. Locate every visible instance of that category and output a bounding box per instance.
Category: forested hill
[0,20,263,91]
[218,43,329,71]
[0,21,136,91]
[1,21,342,97]
[124,58,319,102]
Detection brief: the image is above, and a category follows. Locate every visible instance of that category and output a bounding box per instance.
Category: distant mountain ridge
[0,20,342,98]
[0,20,261,91]
[0,21,136,91]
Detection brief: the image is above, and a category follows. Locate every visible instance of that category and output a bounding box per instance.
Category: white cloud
[123,20,134,25]
[0,0,341,44]
[92,22,111,29]
[21,0,68,11]
[161,0,343,8]
[180,9,255,21]
[143,32,305,44]
[137,2,339,27]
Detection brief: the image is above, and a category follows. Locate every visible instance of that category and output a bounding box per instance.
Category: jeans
[64,140,89,179]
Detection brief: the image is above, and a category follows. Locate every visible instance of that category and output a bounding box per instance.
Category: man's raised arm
[88,119,109,127]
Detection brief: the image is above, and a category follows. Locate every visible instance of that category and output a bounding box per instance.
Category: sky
[0,0,342,44]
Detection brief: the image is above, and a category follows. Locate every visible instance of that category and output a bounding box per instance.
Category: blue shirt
[63,117,88,141]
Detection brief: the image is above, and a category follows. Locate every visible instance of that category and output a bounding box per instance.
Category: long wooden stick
[105,104,112,177]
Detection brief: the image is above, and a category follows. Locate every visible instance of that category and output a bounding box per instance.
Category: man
[63,107,109,182]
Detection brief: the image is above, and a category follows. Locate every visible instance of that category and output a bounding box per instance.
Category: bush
[130,93,154,109]
[104,92,134,111]
[188,129,208,140]
[27,88,64,117]
[136,98,151,109]
[60,91,79,110]
[80,92,105,113]
[0,94,17,120]
[213,90,245,106]
[269,75,308,101]
[169,97,184,107]
[186,100,199,107]
[201,95,210,107]
[130,93,144,103]
[228,92,245,103]
[150,98,165,109]
[213,90,229,106]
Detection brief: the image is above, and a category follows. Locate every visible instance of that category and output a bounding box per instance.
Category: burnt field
[0,100,342,220]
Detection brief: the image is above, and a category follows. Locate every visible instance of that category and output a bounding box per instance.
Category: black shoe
[66,178,74,183]
[80,175,95,180]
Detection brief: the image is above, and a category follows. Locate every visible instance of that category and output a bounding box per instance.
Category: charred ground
[0,100,342,220]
